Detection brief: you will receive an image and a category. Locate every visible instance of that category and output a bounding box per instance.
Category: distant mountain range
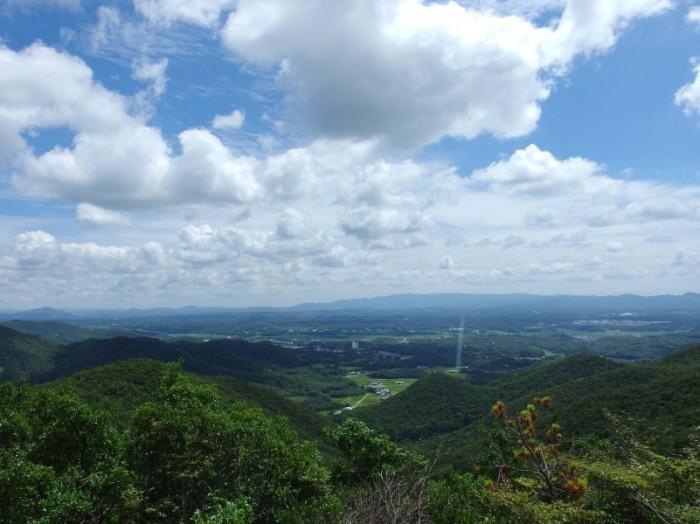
[293,292,700,312]
[3,292,700,320]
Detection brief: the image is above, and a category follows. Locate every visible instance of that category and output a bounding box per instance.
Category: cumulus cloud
[688,6,700,27]
[275,209,309,240]
[220,0,670,148]
[174,222,375,268]
[9,230,163,273]
[675,60,700,118]
[624,198,696,221]
[470,144,615,196]
[605,240,625,253]
[532,231,588,248]
[1,44,265,208]
[212,109,245,130]
[76,203,128,226]
[341,208,428,242]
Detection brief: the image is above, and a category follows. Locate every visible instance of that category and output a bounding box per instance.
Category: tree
[0,382,138,524]
[326,419,431,523]
[127,363,338,523]
[489,396,587,502]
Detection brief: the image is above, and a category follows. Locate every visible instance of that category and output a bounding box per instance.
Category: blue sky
[1,0,700,308]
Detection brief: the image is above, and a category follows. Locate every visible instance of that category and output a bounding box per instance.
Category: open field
[334,373,418,410]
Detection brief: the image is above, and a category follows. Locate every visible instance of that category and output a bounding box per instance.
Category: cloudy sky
[1,0,700,308]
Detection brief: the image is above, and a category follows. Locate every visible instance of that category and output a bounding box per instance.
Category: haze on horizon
[2,0,700,309]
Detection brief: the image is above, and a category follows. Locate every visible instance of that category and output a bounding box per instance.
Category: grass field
[334,374,418,410]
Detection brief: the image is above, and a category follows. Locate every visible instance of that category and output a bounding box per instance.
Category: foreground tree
[0,382,138,523]
[327,419,431,523]
[428,397,700,524]
[127,363,338,523]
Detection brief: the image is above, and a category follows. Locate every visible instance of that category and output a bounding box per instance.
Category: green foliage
[325,418,425,483]
[50,358,330,445]
[355,372,489,441]
[427,399,700,524]
[1,320,129,344]
[0,326,57,382]
[576,433,700,523]
[363,347,700,471]
[128,363,338,523]
[489,396,587,502]
[191,498,254,524]
[0,382,138,523]
[428,473,488,524]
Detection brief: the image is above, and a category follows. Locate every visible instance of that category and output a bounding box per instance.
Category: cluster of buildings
[368,379,392,400]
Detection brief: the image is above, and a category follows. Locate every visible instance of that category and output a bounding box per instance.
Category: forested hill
[354,347,700,469]
[2,330,700,521]
[37,335,304,383]
[0,325,57,381]
[48,358,329,445]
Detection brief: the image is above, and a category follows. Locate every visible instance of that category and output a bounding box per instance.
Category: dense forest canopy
[1,321,699,522]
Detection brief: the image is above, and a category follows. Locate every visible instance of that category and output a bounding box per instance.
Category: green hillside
[0,326,57,381]
[355,372,489,441]
[49,358,329,446]
[1,319,131,343]
[40,336,302,383]
[355,347,700,470]
[3,337,700,522]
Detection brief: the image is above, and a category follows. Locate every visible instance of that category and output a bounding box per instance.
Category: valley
[2,296,700,522]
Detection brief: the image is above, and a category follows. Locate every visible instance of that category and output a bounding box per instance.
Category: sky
[1,0,700,308]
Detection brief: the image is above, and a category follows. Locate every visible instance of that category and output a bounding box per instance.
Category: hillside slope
[40,336,303,383]
[356,372,489,441]
[357,346,700,469]
[50,358,329,446]
[0,326,57,381]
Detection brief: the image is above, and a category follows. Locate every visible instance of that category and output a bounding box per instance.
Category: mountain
[49,358,329,445]
[0,326,57,381]
[39,335,304,383]
[0,307,76,321]
[355,373,489,441]
[10,292,700,320]
[355,346,700,469]
[294,292,700,312]
[0,320,132,344]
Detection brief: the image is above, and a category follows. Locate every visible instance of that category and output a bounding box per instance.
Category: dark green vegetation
[51,359,328,445]
[1,315,700,522]
[1,364,338,523]
[0,326,57,381]
[354,349,700,470]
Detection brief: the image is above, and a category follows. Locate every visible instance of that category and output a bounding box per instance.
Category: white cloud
[624,198,696,221]
[76,203,128,226]
[9,230,163,274]
[212,109,245,130]
[688,6,700,27]
[133,0,235,27]
[675,61,700,118]
[532,231,588,248]
[1,44,266,209]
[540,0,672,68]
[221,0,670,149]
[470,144,615,196]
[275,209,309,240]
[341,208,428,242]
[132,58,169,97]
[605,240,625,253]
